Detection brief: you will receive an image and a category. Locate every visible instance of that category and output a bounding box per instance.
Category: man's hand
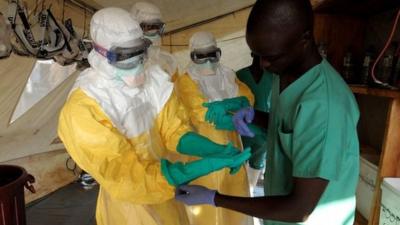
[233,107,255,137]
[175,185,217,206]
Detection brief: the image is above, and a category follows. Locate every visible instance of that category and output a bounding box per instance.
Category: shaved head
[247,0,314,37]
[245,0,318,76]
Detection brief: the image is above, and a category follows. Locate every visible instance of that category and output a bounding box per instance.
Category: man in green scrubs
[236,54,273,171]
[175,0,360,225]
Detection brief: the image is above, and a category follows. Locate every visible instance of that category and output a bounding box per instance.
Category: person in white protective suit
[175,31,255,225]
[58,7,251,225]
[130,2,179,80]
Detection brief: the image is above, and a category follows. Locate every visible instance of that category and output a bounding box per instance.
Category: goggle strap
[93,43,108,58]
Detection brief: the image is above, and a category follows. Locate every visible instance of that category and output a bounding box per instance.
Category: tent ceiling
[77,0,255,32]
[74,0,327,33]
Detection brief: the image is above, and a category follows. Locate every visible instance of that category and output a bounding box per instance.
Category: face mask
[145,35,161,47]
[195,61,217,76]
[115,63,145,87]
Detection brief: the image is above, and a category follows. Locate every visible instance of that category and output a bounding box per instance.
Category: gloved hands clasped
[232,107,255,137]
[161,132,251,186]
[203,96,256,137]
[203,96,250,130]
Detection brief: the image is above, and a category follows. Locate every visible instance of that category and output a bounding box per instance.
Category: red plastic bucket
[0,165,35,225]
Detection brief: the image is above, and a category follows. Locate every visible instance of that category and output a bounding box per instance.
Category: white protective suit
[130,2,178,80]
[175,31,254,225]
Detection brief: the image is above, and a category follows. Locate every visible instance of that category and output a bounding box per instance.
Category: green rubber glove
[214,115,235,131]
[248,124,266,136]
[203,102,226,124]
[243,124,267,170]
[203,96,250,125]
[177,132,239,158]
[248,139,267,169]
[177,132,243,174]
[161,148,251,186]
[221,96,250,110]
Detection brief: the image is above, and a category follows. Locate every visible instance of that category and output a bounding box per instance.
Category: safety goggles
[94,38,151,69]
[190,48,221,64]
[140,21,165,37]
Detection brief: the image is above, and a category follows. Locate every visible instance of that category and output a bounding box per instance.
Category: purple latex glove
[175,185,217,206]
[232,107,255,137]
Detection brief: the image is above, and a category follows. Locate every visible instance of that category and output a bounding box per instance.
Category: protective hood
[146,45,178,76]
[73,54,173,138]
[130,2,162,24]
[187,62,238,101]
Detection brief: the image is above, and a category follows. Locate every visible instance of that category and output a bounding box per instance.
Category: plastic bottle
[377,43,397,84]
[342,52,354,83]
[381,54,394,84]
[361,53,372,85]
[318,42,328,59]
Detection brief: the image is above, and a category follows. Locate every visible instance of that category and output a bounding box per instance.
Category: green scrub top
[264,59,360,225]
[236,68,273,113]
[236,68,273,169]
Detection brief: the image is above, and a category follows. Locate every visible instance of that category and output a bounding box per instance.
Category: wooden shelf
[316,6,400,225]
[349,85,400,98]
[355,210,369,225]
[360,149,381,168]
[314,0,400,16]
[360,144,380,155]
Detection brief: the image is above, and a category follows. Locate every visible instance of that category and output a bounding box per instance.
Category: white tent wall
[0,56,79,160]
[86,0,255,32]
[0,55,81,202]
[0,0,92,202]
